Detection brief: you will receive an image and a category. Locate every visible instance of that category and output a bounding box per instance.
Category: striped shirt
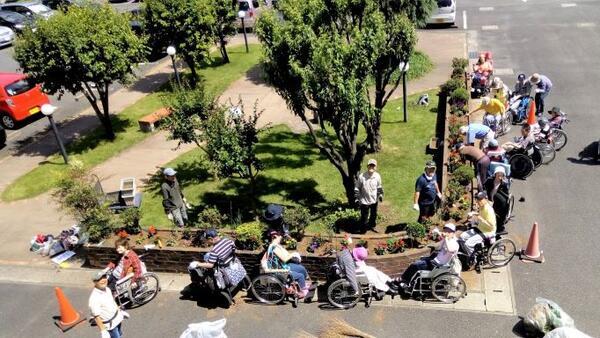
[207,238,235,265]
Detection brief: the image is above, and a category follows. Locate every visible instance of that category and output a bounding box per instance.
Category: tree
[256,0,417,205]
[378,0,437,28]
[212,0,238,63]
[14,5,146,139]
[143,0,215,84]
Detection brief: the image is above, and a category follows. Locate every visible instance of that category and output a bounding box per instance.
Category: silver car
[0,2,54,20]
[0,26,14,48]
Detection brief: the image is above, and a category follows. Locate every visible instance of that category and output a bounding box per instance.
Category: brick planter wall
[85,244,430,281]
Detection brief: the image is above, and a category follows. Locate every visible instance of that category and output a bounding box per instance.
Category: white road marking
[494,68,515,76]
[482,25,499,30]
[561,3,577,8]
[479,7,494,11]
[576,22,596,28]
[463,10,468,29]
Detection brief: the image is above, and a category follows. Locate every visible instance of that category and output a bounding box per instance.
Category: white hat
[443,223,456,232]
[491,78,503,89]
[367,159,377,166]
[529,73,541,84]
[459,126,468,134]
[482,96,491,105]
[494,166,506,175]
[163,167,176,176]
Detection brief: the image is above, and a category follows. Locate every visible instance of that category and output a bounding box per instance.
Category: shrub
[283,206,310,236]
[406,222,427,241]
[453,164,475,185]
[198,205,227,229]
[446,179,463,204]
[118,208,141,235]
[386,237,406,254]
[449,210,462,220]
[440,78,464,95]
[452,57,469,71]
[450,87,469,107]
[356,239,368,249]
[314,208,360,232]
[234,222,264,251]
[81,207,117,243]
[374,242,387,256]
[283,237,297,250]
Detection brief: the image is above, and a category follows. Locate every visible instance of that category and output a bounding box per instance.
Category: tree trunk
[98,82,115,140]
[219,36,230,64]
[186,57,199,87]
[81,82,115,140]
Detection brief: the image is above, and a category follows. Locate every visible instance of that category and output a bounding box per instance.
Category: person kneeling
[352,246,398,294]
[396,223,459,289]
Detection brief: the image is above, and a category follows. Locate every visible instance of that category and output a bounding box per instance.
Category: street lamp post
[398,60,410,123]
[41,104,68,164]
[166,46,181,87]
[238,10,249,53]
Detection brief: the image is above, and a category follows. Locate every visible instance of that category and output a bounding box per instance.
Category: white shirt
[433,236,459,266]
[89,287,124,330]
[355,171,382,205]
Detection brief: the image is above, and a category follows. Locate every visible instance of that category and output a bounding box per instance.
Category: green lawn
[2,44,262,202]
[140,90,439,229]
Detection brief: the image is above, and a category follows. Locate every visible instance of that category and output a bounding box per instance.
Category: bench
[138,107,171,132]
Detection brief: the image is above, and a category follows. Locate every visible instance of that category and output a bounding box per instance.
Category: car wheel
[0,113,17,130]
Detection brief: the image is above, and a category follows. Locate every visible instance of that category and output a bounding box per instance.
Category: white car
[427,0,456,26]
[0,26,14,48]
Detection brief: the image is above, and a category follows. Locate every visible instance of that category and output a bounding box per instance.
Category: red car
[0,72,50,129]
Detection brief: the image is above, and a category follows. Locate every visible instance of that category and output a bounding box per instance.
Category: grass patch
[139,90,439,229]
[2,44,262,202]
[406,50,435,81]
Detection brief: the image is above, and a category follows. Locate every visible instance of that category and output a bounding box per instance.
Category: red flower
[148,226,157,236]
[117,230,128,238]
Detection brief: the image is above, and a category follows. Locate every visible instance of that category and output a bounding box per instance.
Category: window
[5,79,35,96]
[238,2,249,11]
[437,0,453,8]
[252,0,259,7]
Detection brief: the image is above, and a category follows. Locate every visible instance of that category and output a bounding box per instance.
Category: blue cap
[163,167,176,176]
[204,228,218,239]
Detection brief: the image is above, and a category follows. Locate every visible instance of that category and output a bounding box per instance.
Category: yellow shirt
[479,98,505,116]
[478,202,497,235]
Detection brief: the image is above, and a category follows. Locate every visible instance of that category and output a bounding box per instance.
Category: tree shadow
[127,71,176,94]
[244,63,267,86]
[179,284,234,310]
[568,140,599,165]
[256,129,319,170]
[385,223,407,234]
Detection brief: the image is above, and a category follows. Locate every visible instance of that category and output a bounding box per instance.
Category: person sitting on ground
[191,229,247,289]
[469,96,506,126]
[396,223,459,289]
[454,142,491,192]
[459,123,495,149]
[263,231,313,298]
[502,124,535,153]
[351,246,398,294]
[513,73,532,97]
[460,192,497,257]
[548,106,564,128]
[484,166,511,232]
[106,238,143,292]
[485,139,507,163]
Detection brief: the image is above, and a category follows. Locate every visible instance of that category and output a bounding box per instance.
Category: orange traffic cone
[54,287,86,332]
[527,99,537,125]
[520,222,545,263]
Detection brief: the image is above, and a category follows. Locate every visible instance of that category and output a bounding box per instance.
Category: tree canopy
[212,0,238,63]
[256,0,420,204]
[14,4,146,139]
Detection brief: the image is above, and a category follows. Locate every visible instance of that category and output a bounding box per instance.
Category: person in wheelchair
[106,238,143,293]
[460,192,497,257]
[395,223,459,289]
[264,231,313,298]
[485,139,507,163]
[190,229,247,290]
[502,124,535,153]
[484,166,511,232]
[351,246,398,295]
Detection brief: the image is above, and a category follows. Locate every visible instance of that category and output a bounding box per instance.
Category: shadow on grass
[256,129,318,169]
[385,223,408,234]
[244,63,266,86]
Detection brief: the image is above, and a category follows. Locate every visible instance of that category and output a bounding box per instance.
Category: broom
[317,318,376,338]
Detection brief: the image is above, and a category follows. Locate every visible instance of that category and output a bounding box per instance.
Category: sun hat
[459,126,468,134]
[352,247,368,262]
[263,204,283,222]
[529,73,541,84]
[549,106,561,114]
[163,167,176,176]
[204,228,218,239]
[367,159,377,166]
[92,270,108,282]
[475,191,488,200]
[443,223,456,232]
[494,166,506,175]
[482,96,491,105]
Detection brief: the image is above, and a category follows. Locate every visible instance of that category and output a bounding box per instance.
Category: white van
[238,0,261,28]
[427,0,456,26]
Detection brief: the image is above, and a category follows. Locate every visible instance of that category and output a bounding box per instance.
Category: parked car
[427,0,456,26]
[0,73,50,130]
[41,0,74,10]
[237,0,262,29]
[0,26,14,48]
[0,10,35,33]
[0,2,54,20]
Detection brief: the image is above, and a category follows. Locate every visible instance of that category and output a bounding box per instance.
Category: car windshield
[437,0,453,8]
[238,2,249,11]
[0,11,24,23]
[5,79,35,96]
[29,4,51,14]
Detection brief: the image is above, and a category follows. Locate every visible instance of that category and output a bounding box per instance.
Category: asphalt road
[462,0,600,335]
[0,1,143,159]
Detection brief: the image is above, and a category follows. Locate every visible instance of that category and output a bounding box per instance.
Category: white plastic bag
[544,327,593,338]
[179,319,227,338]
[524,298,575,334]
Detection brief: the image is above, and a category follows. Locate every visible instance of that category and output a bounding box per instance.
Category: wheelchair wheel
[431,273,466,304]
[506,194,515,221]
[551,129,567,151]
[531,146,543,168]
[537,142,556,165]
[503,113,512,134]
[132,273,160,307]
[251,275,285,305]
[487,238,516,267]
[327,279,362,309]
[509,154,534,179]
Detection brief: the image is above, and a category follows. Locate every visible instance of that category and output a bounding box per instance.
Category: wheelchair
[507,143,543,179]
[250,270,315,307]
[326,262,386,309]
[458,230,516,274]
[109,258,160,309]
[401,257,467,304]
[187,262,251,307]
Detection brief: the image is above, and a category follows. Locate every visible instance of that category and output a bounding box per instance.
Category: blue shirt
[535,75,552,93]
[467,123,492,144]
[415,173,437,205]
